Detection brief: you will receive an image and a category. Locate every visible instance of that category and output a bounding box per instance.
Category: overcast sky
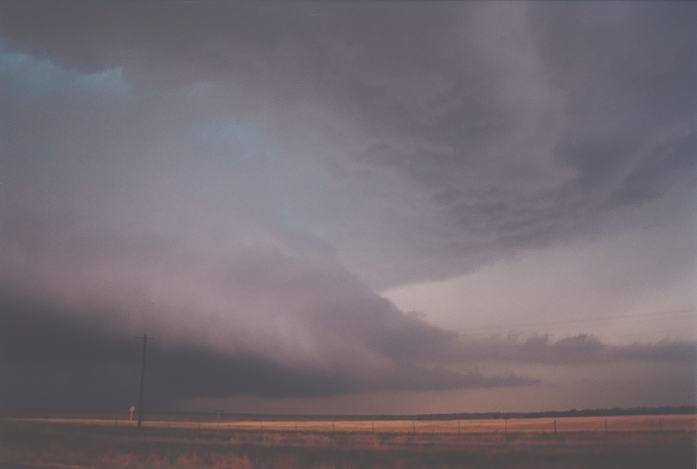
[1,1,695,414]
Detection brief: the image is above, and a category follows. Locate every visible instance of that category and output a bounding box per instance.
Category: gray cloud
[0,216,536,411]
[456,334,697,365]
[1,215,693,410]
[1,2,694,287]
[2,278,692,412]
[0,272,534,412]
[0,2,695,410]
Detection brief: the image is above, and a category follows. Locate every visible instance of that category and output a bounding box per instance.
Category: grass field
[1,414,695,468]
[4,413,696,434]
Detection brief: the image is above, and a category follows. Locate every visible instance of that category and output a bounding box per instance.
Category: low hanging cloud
[454,335,697,365]
[0,221,536,411]
[1,218,693,411]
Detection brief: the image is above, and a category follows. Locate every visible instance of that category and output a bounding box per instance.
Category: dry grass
[6,413,695,433]
[1,414,695,468]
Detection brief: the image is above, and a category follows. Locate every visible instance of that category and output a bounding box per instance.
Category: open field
[4,413,696,434]
[1,414,695,468]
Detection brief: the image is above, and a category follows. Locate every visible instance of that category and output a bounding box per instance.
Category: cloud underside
[0,2,695,410]
[1,289,532,410]
[0,2,694,288]
[1,272,693,410]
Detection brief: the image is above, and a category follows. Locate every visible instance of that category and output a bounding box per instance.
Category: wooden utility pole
[136,334,149,429]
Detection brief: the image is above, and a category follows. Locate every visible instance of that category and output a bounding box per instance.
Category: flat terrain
[7,413,695,433]
[1,414,695,468]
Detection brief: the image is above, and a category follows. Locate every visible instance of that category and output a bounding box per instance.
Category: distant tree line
[156,405,696,422]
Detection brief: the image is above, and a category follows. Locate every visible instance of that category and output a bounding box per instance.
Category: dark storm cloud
[0,215,536,411]
[2,279,692,411]
[0,1,695,409]
[0,283,536,412]
[1,212,691,411]
[1,1,695,286]
[528,2,697,204]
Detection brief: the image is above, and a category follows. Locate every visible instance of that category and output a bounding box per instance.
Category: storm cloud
[0,218,692,410]
[0,1,695,411]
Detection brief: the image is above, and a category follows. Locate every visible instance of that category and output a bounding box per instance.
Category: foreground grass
[1,418,695,468]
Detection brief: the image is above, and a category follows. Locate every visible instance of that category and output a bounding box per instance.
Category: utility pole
[136,334,150,429]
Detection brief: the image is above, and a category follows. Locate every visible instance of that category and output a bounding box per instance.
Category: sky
[0,1,695,415]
